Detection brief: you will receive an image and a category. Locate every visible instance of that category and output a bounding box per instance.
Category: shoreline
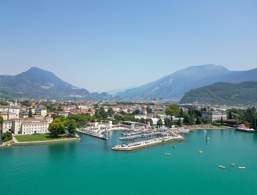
[1,134,80,148]
[77,129,108,140]
[185,125,233,131]
[0,140,14,148]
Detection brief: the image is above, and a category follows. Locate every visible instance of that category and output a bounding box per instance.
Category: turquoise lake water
[1,129,257,195]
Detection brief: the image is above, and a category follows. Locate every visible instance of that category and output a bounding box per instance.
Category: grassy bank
[185,124,232,131]
[15,134,66,142]
[13,134,80,145]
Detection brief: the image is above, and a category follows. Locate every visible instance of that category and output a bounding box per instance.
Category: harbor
[77,121,186,151]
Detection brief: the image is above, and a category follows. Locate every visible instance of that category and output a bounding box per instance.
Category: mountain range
[116,64,257,101]
[0,67,90,99]
[180,81,257,105]
[0,64,257,103]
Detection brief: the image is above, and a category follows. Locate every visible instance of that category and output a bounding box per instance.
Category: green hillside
[180,82,257,105]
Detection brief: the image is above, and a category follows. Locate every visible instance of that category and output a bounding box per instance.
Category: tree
[107,108,114,117]
[228,110,233,120]
[0,116,3,137]
[164,118,172,128]
[146,119,153,126]
[2,132,12,142]
[146,106,152,114]
[177,118,182,127]
[48,119,65,137]
[68,114,95,127]
[28,109,33,117]
[66,119,76,135]
[20,100,32,107]
[0,100,9,106]
[0,116,3,125]
[220,117,224,125]
[157,119,163,127]
[183,114,194,125]
[196,117,202,125]
[139,118,146,124]
[133,109,141,115]
[165,104,180,116]
[95,107,108,119]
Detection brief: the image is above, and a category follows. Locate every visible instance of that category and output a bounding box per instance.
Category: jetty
[119,131,170,141]
[77,129,109,140]
[112,134,184,151]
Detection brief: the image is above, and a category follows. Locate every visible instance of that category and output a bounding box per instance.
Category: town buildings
[0,105,52,135]
[202,110,227,122]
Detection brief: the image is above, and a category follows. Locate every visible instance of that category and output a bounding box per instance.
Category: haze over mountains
[0,64,257,103]
[116,64,257,101]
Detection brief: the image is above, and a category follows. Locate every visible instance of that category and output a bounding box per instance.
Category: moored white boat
[236,124,256,133]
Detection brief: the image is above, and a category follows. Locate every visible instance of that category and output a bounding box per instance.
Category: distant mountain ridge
[1,65,257,102]
[180,81,257,105]
[0,67,89,99]
[116,64,257,101]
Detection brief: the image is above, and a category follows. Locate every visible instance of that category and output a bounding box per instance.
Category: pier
[77,129,109,140]
[112,134,184,151]
[119,131,170,141]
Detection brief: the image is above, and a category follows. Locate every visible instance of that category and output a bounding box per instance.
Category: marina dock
[77,129,109,140]
[119,131,170,141]
[112,134,184,151]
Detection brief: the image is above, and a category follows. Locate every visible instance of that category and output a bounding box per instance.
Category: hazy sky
[0,0,257,92]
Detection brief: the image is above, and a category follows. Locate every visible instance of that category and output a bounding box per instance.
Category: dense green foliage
[48,118,66,137]
[181,81,257,105]
[227,107,257,129]
[0,116,3,125]
[0,100,9,106]
[164,105,213,126]
[2,132,12,142]
[164,118,172,127]
[157,119,163,127]
[49,116,82,137]
[45,103,63,112]
[68,114,96,127]
[165,104,180,116]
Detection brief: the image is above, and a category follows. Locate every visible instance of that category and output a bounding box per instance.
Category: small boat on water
[218,165,226,169]
[238,166,246,169]
[199,150,203,154]
[236,124,256,133]
[230,163,236,167]
[164,153,171,156]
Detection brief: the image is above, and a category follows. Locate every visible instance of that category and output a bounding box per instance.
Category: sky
[0,0,257,92]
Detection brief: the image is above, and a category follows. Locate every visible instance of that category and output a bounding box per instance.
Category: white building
[1,117,53,135]
[151,118,160,125]
[1,120,13,134]
[0,106,20,116]
[19,119,50,135]
[36,109,47,117]
[202,111,227,122]
[135,115,148,120]
[78,105,89,110]
[0,106,20,120]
